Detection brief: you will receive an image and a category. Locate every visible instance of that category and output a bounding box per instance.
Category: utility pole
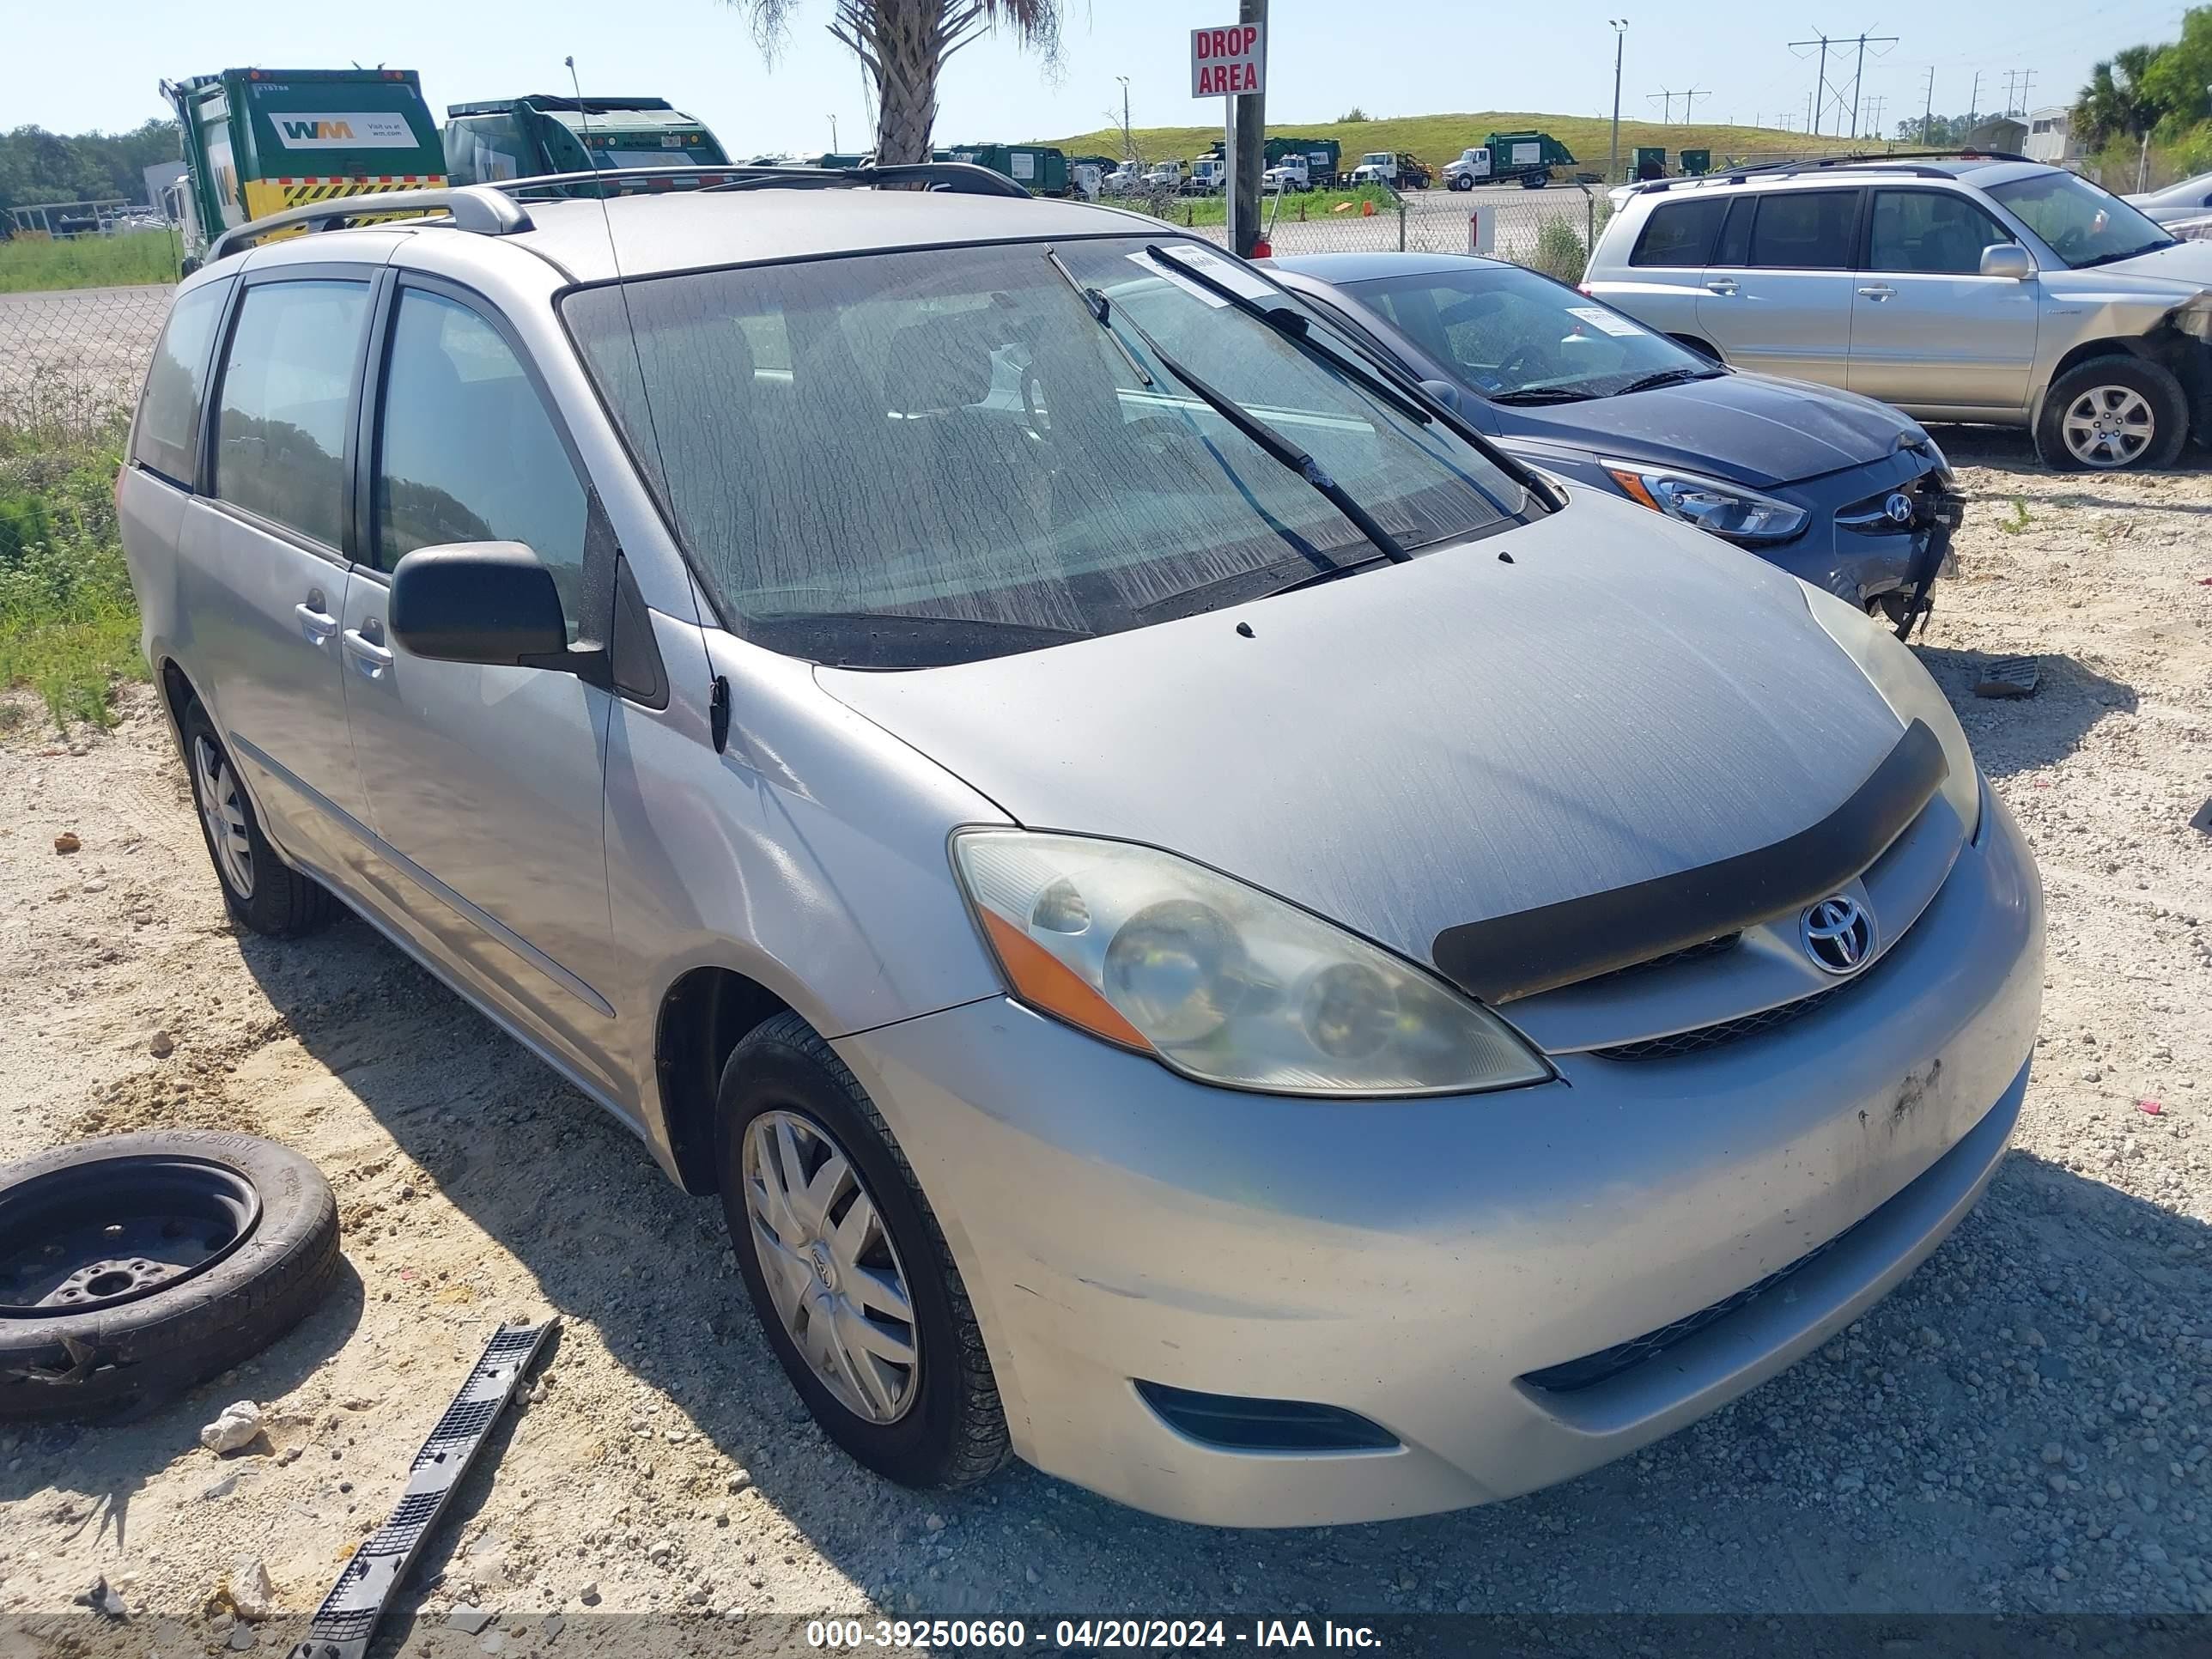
[830,113,839,150]
[1846,32,1898,139]
[1968,70,1981,126]
[1232,0,1265,258]
[1864,93,1886,137]
[1608,19,1628,184]
[1649,88,1676,124]
[1792,29,1897,140]
[2002,68,2036,117]
[1683,87,1711,123]
[1115,76,1132,160]
[1921,64,1935,143]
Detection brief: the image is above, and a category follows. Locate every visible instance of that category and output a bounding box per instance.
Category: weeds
[0,417,144,728]
[0,230,181,295]
[1996,497,2034,536]
[1528,215,1590,284]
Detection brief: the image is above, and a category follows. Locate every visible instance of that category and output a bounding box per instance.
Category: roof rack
[203,159,1035,263]
[1624,148,2035,196]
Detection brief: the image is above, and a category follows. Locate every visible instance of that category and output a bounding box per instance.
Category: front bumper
[836,790,2042,1527]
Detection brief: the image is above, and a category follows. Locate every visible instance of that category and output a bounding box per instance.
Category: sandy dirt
[1,433,2209,1649]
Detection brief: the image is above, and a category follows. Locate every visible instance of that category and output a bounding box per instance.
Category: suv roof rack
[1624,149,2035,196]
[204,159,1033,263]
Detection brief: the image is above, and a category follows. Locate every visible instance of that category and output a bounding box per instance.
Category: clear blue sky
[3,0,2193,155]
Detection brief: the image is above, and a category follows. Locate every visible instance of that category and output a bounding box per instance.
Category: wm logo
[279,118,356,142]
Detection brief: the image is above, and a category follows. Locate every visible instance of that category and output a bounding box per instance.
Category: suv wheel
[178,700,338,938]
[715,1012,1010,1489]
[2036,356,2187,471]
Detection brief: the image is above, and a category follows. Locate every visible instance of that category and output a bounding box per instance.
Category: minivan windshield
[1985,169,2177,268]
[1342,263,1720,402]
[563,236,1533,668]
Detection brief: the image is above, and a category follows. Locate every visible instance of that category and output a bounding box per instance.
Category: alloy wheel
[741,1109,919,1425]
[193,735,255,898]
[2062,384,2154,468]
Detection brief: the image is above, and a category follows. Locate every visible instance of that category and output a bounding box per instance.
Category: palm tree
[733,1,1062,166]
[2075,46,2163,190]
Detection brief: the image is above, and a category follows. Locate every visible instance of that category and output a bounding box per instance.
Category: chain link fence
[1132,182,1609,284]
[0,285,172,439]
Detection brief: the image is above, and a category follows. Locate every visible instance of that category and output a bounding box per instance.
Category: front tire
[1451,173,1474,191]
[2035,356,2187,471]
[178,699,337,938]
[715,1012,1009,1490]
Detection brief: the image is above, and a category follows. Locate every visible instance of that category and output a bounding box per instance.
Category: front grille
[1591,983,1840,1061]
[1522,1213,1867,1393]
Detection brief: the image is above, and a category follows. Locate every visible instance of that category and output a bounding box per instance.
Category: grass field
[0,421,143,728]
[1048,111,1877,179]
[1154,184,1401,226]
[0,231,181,295]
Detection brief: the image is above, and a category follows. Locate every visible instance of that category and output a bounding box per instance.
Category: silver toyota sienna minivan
[118,169,2043,1527]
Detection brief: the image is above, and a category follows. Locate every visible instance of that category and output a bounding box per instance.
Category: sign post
[1191,21,1266,255]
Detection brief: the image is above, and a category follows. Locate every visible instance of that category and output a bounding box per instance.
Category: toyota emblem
[1802,894,1874,975]
[1882,491,1915,525]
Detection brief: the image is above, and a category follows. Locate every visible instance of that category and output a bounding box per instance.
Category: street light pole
[1115,75,1133,161]
[1608,20,1628,185]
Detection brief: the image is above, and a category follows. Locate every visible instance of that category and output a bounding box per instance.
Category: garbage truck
[1443,131,1577,190]
[444,95,731,185]
[161,67,447,262]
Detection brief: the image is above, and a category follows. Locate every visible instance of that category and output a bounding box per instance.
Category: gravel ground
[1,433,2209,1646]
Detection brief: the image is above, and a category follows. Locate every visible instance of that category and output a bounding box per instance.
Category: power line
[1863,93,1887,134]
[1682,86,1711,122]
[1648,88,1679,122]
[2002,67,2039,116]
[1790,27,1899,138]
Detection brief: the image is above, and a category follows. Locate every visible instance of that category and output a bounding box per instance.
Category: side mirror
[1980,243,2033,280]
[389,542,568,670]
[1418,377,1464,413]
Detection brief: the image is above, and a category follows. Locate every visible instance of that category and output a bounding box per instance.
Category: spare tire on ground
[0,1130,340,1419]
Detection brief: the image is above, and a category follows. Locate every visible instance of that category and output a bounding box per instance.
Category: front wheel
[2035,356,2188,471]
[1450,173,1474,191]
[715,1012,1009,1489]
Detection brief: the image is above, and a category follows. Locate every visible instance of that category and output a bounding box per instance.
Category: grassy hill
[1045,111,1874,175]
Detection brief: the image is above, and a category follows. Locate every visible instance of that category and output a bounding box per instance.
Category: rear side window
[1629,197,1729,267]
[131,278,233,486]
[373,289,588,630]
[214,280,370,549]
[1747,190,1858,270]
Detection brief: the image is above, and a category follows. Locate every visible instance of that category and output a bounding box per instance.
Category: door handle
[1704,278,1737,295]
[1856,284,1896,301]
[294,601,338,645]
[343,625,394,679]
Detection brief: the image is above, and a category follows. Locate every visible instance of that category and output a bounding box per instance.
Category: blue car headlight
[1602,459,1809,545]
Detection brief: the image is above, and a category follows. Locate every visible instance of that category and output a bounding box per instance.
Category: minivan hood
[1489,370,1913,489]
[819,494,1906,981]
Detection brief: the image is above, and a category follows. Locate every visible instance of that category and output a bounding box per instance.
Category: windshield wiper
[1045,250,1154,387]
[1489,386,1598,405]
[1101,305,1413,566]
[1613,366,1721,396]
[1140,243,1435,425]
[749,609,1097,667]
[2076,240,2177,267]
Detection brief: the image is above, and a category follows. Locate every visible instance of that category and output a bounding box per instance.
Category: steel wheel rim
[0,1155,262,1316]
[2062,385,2154,467]
[741,1109,920,1425]
[193,734,255,897]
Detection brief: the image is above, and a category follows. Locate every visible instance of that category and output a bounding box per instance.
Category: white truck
[1261,156,1310,193]
[1142,161,1186,191]
[1443,132,1575,191]
[1349,150,1432,190]
[1188,155,1230,195]
[1102,164,1144,197]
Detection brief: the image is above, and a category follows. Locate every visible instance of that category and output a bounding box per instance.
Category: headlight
[1799,582,1982,840]
[951,831,1553,1097]
[1602,460,1808,544]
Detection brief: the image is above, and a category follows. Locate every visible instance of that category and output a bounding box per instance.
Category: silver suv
[119,167,2040,1526]
[1586,155,2212,470]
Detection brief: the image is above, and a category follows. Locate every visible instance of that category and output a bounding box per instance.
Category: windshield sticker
[1140,244,1283,304]
[270,112,418,149]
[1566,305,1644,337]
[1128,250,1229,306]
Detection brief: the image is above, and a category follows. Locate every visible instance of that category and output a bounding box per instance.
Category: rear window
[1747,190,1858,270]
[131,278,233,486]
[565,238,1530,669]
[1629,197,1729,267]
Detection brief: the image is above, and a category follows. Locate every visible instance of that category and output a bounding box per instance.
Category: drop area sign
[1190,22,1266,98]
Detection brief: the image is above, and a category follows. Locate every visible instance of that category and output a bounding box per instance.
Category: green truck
[444,95,730,185]
[945,143,1072,196]
[161,67,447,262]
[1200,135,1344,189]
[1443,131,1578,190]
